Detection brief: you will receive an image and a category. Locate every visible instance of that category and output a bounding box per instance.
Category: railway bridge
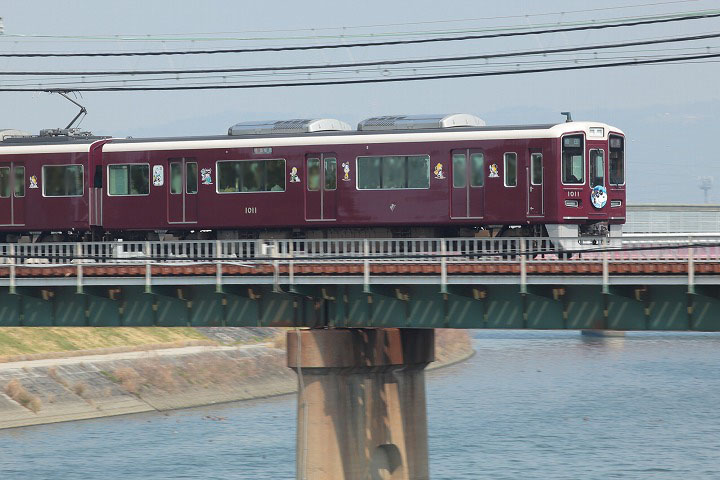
[2,233,719,479]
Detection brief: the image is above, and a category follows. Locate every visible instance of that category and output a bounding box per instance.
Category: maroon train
[0,113,625,244]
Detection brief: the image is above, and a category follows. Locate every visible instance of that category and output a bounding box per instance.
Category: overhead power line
[0,7,713,43]
[1,10,719,57]
[0,0,700,40]
[1,52,718,92]
[1,32,719,76]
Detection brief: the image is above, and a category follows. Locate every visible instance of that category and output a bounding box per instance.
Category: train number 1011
[245,207,257,214]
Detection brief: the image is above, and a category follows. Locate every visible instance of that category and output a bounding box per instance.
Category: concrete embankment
[0,329,474,430]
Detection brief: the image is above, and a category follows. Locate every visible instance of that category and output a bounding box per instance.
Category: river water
[1,331,719,479]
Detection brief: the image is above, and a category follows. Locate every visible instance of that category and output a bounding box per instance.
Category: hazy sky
[2,0,720,203]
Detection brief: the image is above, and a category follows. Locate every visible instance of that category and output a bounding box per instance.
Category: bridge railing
[0,234,718,267]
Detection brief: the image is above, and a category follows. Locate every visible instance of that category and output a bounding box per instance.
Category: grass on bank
[0,327,209,360]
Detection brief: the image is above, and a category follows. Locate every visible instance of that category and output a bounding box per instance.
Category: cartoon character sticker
[152,165,164,186]
[290,166,300,183]
[29,175,38,189]
[201,168,213,185]
[341,162,351,181]
[434,163,445,179]
[591,185,608,209]
[489,164,499,178]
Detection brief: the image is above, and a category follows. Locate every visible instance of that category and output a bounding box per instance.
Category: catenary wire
[0,0,701,39]
[2,32,720,76]
[0,51,718,91]
[5,47,718,89]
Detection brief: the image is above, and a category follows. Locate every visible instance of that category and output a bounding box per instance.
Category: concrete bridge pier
[287,328,434,480]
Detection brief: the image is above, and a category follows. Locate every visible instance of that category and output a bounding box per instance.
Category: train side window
[14,166,25,197]
[266,159,285,191]
[216,159,286,193]
[531,154,543,185]
[108,164,150,196]
[170,163,182,194]
[609,135,625,185]
[407,156,430,188]
[241,161,263,192]
[186,162,198,194]
[0,167,10,198]
[382,156,405,189]
[357,157,381,189]
[562,135,584,184]
[589,150,605,188]
[452,154,466,188]
[324,158,337,190]
[357,155,430,189]
[42,165,83,197]
[504,153,517,187]
[307,158,321,191]
[470,153,484,187]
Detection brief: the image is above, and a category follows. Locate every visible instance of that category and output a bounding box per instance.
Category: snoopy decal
[591,185,608,209]
[488,164,499,178]
[434,163,445,180]
[341,162,351,182]
[200,168,213,185]
[289,166,300,183]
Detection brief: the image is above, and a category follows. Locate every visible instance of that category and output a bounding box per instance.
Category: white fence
[0,235,717,267]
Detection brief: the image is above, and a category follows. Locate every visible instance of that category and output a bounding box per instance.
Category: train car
[0,130,109,241]
[0,113,626,245]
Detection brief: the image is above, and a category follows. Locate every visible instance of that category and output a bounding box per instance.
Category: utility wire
[0,0,700,39]
[2,32,720,76]
[8,49,717,89]
[7,49,716,89]
[1,51,718,92]
[3,9,715,43]
[1,10,719,57]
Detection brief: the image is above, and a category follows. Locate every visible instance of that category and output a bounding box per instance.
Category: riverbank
[0,328,473,429]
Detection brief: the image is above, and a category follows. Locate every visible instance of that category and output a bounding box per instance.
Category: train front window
[589,150,605,188]
[609,135,625,185]
[562,135,584,184]
[42,165,83,197]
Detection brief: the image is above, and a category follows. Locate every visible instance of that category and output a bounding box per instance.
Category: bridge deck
[0,236,717,330]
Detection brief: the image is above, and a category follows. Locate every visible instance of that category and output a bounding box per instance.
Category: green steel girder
[1,282,719,330]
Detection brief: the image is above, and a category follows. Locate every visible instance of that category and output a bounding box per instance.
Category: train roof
[0,119,625,155]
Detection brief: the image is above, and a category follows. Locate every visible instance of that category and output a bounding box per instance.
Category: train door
[527,151,544,216]
[167,158,198,224]
[0,162,25,226]
[450,149,484,219]
[305,153,337,221]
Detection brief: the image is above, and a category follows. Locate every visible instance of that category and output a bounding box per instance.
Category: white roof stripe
[104,122,623,153]
[0,122,623,156]
[0,143,92,155]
